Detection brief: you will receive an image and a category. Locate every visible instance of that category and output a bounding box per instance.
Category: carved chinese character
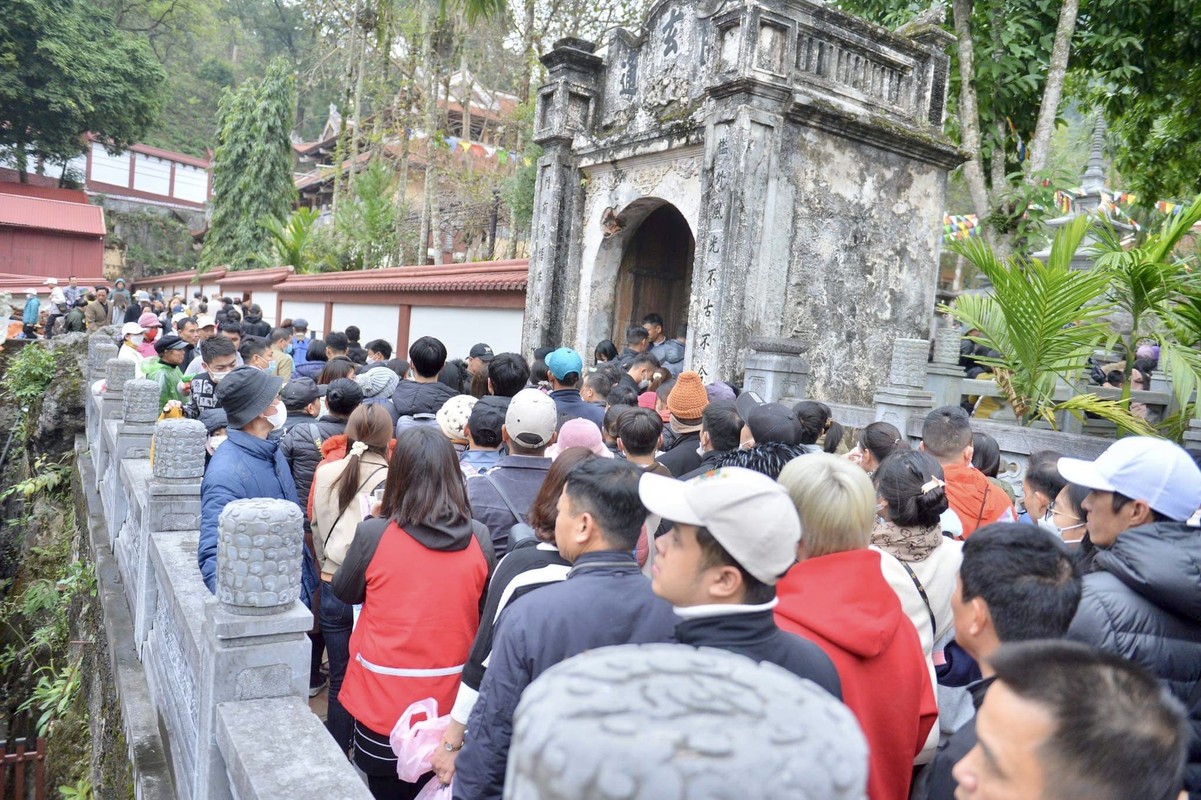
[620,52,638,96]
[703,300,714,318]
[662,9,684,57]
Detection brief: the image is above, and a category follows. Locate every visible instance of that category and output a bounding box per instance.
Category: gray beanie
[355,367,399,399]
[215,366,283,428]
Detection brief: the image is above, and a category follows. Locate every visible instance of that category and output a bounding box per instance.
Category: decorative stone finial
[507,644,868,799]
[889,338,930,388]
[1080,112,1106,196]
[105,358,137,393]
[90,341,118,379]
[932,328,962,365]
[152,419,207,480]
[122,379,162,423]
[217,499,304,614]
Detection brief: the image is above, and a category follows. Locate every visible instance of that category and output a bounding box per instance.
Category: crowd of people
[80,300,1200,800]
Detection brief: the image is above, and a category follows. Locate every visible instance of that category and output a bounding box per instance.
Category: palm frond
[1054,394,1159,437]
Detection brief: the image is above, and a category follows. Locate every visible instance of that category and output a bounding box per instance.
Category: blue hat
[545,347,584,381]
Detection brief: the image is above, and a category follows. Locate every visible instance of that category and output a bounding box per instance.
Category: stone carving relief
[153,600,199,730]
[932,327,961,366]
[105,359,136,394]
[89,338,119,378]
[889,338,930,388]
[123,379,162,423]
[507,644,868,799]
[152,419,207,480]
[216,499,304,613]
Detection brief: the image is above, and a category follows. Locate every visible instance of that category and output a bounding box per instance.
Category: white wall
[174,164,208,203]
[249,290,279,327]
[199,281,222,301]
[133,153,171,196]
[280,300,327,337]
[409,307,524,360]
[90,142,130,186]
[330,303,399,346]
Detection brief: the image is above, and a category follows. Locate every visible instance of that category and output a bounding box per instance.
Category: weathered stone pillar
[506,644,868,799]
[103,378,160,553]
[874,338,936,439]
[88,335,119,382]
[925,328,966,408]
[742,337,810,404]
[93,357,136,479]
[195,499,313,800]
[522,38,603,352]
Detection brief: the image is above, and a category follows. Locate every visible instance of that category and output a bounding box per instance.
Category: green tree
[201,58,298,272]
[261,208,322,273]
[0,0,165,181]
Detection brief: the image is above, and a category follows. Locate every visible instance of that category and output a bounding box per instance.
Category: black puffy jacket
[279,415,348,519]
[241,315,271,337]
[1068,521,1201,798]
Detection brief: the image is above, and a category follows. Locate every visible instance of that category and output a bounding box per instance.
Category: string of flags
[402,128,533,167]
[943,214,981,243]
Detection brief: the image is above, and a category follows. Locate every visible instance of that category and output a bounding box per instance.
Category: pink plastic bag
[413,776,453,800]
[389,698,450,782]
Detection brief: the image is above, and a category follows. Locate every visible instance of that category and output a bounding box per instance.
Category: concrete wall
[329,302,400,346]
[409,306,525,359]
[278,300,327,337]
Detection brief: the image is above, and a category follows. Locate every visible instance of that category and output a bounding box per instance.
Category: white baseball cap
[121,322,144,337]
[505,388,558,448]
[639,467,800,584]
[195,314,216,329]
[1057,436,1201,522]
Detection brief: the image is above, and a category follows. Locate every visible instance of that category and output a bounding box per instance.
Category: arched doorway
[611,201,695,344]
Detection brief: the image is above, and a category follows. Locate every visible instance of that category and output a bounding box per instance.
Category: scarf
[871,518,943,562]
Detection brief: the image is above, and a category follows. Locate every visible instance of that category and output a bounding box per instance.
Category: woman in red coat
[332,426,492,800]
[775,453,937,800]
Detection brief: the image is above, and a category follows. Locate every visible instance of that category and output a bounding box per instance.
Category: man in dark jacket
[679,401,743,480]
[344,325,368,365]
[198,367,297,593]
[240,304,271,337]
[453,459,678,800]
[545,347,605,430]
[640,466,841,697]
[281,378,361,513]
[921,523,1081,800]
[483,353,530,413]
[655,371,709,477]
[392,335,459,429]
[179,335,238,420]
[1057,436,1201,799]
[616,324,650,370]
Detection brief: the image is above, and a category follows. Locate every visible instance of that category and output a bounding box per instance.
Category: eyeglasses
[1047,501,1081,523]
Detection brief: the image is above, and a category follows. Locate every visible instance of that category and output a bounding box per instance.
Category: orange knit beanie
[667,371,709,421]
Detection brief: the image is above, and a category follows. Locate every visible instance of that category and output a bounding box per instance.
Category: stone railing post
[102,378,160,553]
[1184,419,1201,450]
[873,338,935,439]
[86,340,119,442]
[742,337,811,404]
[195,499,313,800]
[93,357,136,480]
[506,644,868,799]
[925,328,966,408]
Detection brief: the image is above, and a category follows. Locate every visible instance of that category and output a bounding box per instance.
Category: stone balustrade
[79,334,371,800]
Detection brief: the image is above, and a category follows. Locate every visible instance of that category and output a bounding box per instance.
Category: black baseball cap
[280,377,326,409]
[153,334,189,354]
[469,343,495,362]
[746,403,802,446]
[466,398,505,447]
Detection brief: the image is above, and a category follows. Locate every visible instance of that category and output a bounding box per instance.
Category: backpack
[479,473,536,547]
[395,412,438,436]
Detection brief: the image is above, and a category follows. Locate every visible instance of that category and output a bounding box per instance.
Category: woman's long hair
[330,404,393,515]
[381,426,471,528]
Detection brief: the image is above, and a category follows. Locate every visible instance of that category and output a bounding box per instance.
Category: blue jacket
[23,297,40,326]
[453,551,677,800]
[198,429,300,592]
[548,388,605,430]
[293,359,324,380]
[291,337,310,365]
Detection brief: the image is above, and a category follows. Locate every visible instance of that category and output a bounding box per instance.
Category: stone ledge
[215,698,373,800]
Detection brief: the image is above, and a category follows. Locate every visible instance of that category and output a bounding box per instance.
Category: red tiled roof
[0,183,89,203]
[0,194,105,236]
[218,266,295,287]
[278,260,528,293]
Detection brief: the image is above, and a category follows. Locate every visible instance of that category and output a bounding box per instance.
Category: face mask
[207,434,227,454]
[128,334,144,345]
[265,403,286,431]
[210,369,231,383]
[285,343,294,355]
[144,329,158,342]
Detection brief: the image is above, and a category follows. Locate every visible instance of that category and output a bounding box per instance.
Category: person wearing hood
[125,290,150,324]
[332,425,494,799]
[198,367,296,593]
[110,278,131,322]
[1058,436,1201,798]
[775,453,936,800]
[355,366,400,425]
[21,288,40,338]
[241,304,271,337]
[654,371,709,477]
[391,336,459,431]
[117,321,147,378]
[135,312,163,358]
[920,406,1015,537]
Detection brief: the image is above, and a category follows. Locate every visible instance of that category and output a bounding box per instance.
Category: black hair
[318,357,356,385]
[366,339,392,359]
[874,450,949,528]
[533,346,554,362]
[625,325,649,346]
[971,432,1002,477]
[1110,492,1172,524]
[959,523,1081,641]
[604,403,630,438]
[200,334,237,362]
[409,335,447,378]
[177,316,197,332]
[715,442,806,480]
[594,339,619,363]
[859,421,908,465]
[583,370,613,400]
[655,378,675,403]
[616,407,663,456]
[563,459,647,550]
[325,378,363,416]
[606,385,639,409]
[488,352,530,397]
[702,401,744,452]
[922,405,973,458]
[675,322,687,340]
[269,327,290,345]
[641,312,664,329]
[792,400,843,452]
[218,321,242,336]
[325,331,349,353]
[530,359,549,385]
[307,339,329,362]
[630,352,660,370]
[345,325,361,342]
[695,526,776,604]
[238,336,269,363]
[249,304,262,315]
[440,359,470,393]
[1025,451,1067,503]
[989,640,1188,800]
[553,366,581,388]
[386,358,408,378]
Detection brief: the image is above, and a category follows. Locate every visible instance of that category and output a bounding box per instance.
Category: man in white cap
[43,278,66,337]
[117,320,147,378]
[1057,436,1201,796]
[639,467,841,698]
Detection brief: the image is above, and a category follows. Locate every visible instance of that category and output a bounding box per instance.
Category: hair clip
[921,477,945,495]
[349,440,368,457]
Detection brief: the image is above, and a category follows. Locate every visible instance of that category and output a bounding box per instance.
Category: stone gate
[522,0,962,404]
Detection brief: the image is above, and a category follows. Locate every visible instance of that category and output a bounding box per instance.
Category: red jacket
[775,549,937,800]
[943,464,1015,537]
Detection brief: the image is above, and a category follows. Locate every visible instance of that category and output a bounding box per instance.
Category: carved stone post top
[217,499,304,615]
[122,379,162,423]
[932,327,962,365]
[747,336,809,355]
[153,419,207,480]
[105,358,137,392]
[889,338,931,388]
[508,644,868,799]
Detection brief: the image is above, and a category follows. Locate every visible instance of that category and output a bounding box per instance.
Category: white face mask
[265,403,287,431]
[207,434,227,454]
[128,334,144,345]
[210,369,231,383]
